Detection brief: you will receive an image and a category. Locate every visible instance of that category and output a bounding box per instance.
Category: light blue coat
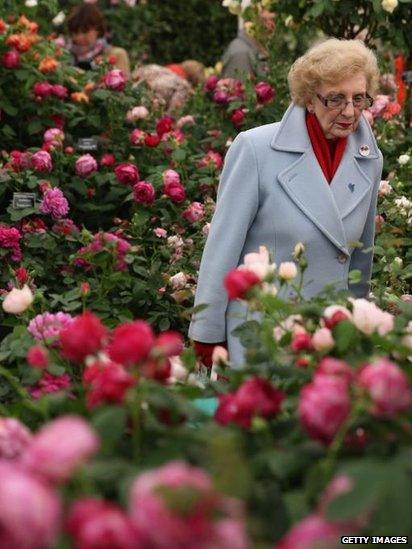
[189,104,383,366]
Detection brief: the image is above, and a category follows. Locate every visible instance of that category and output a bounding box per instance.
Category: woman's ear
[306,101,315,114]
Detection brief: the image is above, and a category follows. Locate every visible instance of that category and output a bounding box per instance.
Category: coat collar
[270,103,380,160]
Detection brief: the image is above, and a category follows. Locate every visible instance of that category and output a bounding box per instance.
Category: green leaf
[333,320,359,354]
[92,406,127,455]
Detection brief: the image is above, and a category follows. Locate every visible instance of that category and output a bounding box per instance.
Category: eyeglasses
[316,93,374,110]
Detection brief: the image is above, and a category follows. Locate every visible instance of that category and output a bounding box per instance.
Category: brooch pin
[359,145,370,157]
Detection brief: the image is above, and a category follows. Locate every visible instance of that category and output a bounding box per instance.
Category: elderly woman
[189,38,382,367]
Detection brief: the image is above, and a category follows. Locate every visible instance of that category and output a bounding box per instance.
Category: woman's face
[72,28,99,48]
[307,73,368,139]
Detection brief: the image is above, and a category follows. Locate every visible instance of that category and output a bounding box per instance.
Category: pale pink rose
[202,222,210,236]
[2,285,34,314]
[299,376,350,444]
[0,418,32,459]
[277,514,342,549]
[129,128,145,145]
[357,358,412,417]
[368,94,390,117]
[154,228,167,238]
[43,128,64,147]
[22,415,99,484]
[278,261,298,281]
[162,169,181,186]
[362,109,374,125]
[323,304,352,321]
[240,245,275,281]
[176,115,195,129]
[316,357,353,383]
[169,271,188,290]
[312,328,335,352]
[182,201,205,223]
[0,461,61,548]
[126,105,149,122]
[350,298,394,336]
[167,235,184,250]
[103,69,127,91]
[378,179,392,197]
[75,154,98,177]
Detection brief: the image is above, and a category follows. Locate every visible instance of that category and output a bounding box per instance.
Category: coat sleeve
[188,131,259,342]
[348,154,383,298]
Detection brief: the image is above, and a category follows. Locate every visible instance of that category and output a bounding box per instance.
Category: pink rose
[162,169,181,186]
[204,75,219,92]
[350,298,394,336]
[43,128,64,146]
[32,81,53,98]
[155,331,184,357]
[51,84,68,99]
[291,332,313,352]
[357,358,412,417]
[126,105,149,122]
[0,417,32,459]
[316,357,353,383]
[22,415,99,484]
[100,153,116,167]
[115,163,139,185]
[169,271,188,290]
[75,154,98,177]
[163,181,186,203]
[224,268,260,300]
[0,462,61,548]
[277,514,341,549]
[133,181,156,205]
[255,81,275,103]
[39,187,69,219]
[27,345,49,368]
[176,115,195,129]
[378,180,392,197]
[103,69,127,91]
[67,498,140,549]
[197,150,223,169]
[154,228,167,238]
[299,375,350,444]
[31,150,52,172]
[312,328,335,352]
[130,128,145,145]
[1,49,20,69]
[182,201,205,223]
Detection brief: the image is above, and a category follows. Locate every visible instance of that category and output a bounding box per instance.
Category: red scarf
[305,111,347,184]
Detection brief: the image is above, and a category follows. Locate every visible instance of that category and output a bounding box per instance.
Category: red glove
[193,341,227,368]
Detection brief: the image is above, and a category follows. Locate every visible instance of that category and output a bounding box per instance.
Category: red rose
[224,269,260,300]
[231,108,245,126]
[156,115,174,136]
[27,345,49,369]
[83,360,135,408]
[144,133,161,147]
[163,182,186,203]
[100,153,116,168]
[1,50,20,69]
[114,163,139,185]
[14,266,29,284]
[60,311,107,362]
[324,310,350,329]
[155,331,184,357]
[291,332,313,352]
[133,181,155,205]
[140,358,171,382]
[107,320,155,366]
[255,81,275,104]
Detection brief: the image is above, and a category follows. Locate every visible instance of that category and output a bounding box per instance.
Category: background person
[190,38,382,367]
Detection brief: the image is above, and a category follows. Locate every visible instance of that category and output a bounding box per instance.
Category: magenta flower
[40,188,69,219]
[103,69,127,91]
[29,372,71,399]
[0,226,22,262]
[31,150,52,172]
[75,154,98,177]
[277,514,342,549]
[28,311,73,342]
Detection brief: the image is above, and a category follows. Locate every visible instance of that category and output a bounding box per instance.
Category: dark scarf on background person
[305,111,347,183]
[68,37,108,66]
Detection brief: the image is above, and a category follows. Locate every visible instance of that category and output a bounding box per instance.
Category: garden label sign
[12,192,36,209]
[76,137,99,151]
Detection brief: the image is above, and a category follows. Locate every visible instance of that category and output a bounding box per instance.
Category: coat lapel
[271,105,379,254]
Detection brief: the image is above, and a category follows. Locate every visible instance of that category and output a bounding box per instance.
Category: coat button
[337,253,348,264]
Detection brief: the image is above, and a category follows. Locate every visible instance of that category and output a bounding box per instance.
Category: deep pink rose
[299,375,350,444]
[39,187,69,219]
[22,415,99,484]
[31,150,52,172]
[132,180,155,205]
[155,331,184,357]
[144,133,161,147]
[51,84,68,99]
[163,181,186,203]
[33,81,53,98]
[357,358,412,417]
[83,360,135,408]
[231,108,246,126]
[67,498,140,549]
[27,345,49,368]
[255,81,275,103]
[130,128,145,145]
[277,514,341,549]
[0,462,61,548]
[204,75,219,92]
[100,153,116,167]
[115,163,139,185]
[1,49,20,69]
[60,311,107,362]
[107,320,155,366]
[182,201,205,223]
[224,268,260,300]
[103,69,127,91]
[75,154,98,177]
[291,332,313,352]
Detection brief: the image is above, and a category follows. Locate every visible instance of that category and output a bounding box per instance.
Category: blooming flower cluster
[75,232,131,271]
[0,225,22,261]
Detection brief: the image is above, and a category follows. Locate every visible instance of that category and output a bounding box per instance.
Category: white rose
[312,328,335,352]
[52,11,66,26]
[2,285,34,314]
[398,154,410,165]
[378,180,392,197]
[381,0,398,13]
[278,261,298,281]
[25,0,38,6]
[169,272,188,290]
[241,246,276,280]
